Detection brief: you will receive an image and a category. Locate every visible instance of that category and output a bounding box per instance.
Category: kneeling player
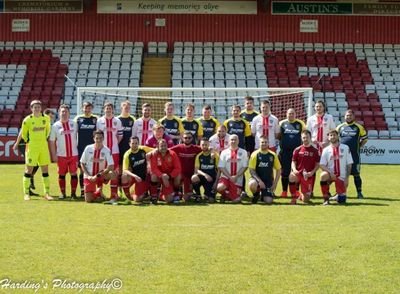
[80,131,116,203]
[320,130,353,205]
[217,134,248,203]
[121,136,153,202]
[191,138,219,203]
[248,136,281,204]
[149,139,182,203]
[289,130,320,204]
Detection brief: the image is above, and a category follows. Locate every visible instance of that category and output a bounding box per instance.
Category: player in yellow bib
[21,100,53,200]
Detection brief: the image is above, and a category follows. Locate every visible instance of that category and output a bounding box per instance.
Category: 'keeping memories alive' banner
[97,0,257,14]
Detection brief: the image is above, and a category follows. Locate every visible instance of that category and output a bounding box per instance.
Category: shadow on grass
[354,196,400,202]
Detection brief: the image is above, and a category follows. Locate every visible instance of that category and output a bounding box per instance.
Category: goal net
[75,87,313,122]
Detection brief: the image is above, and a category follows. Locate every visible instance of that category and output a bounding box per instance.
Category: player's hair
[200,137,210,143]
[82,101,93,107]
[164,101,173,108]
[328,129,339,135]
[185,103,195,110]
[183,131,193,137]
[44,108,56,116]
[130,136,140,142]
[103,102,114,109]
[30,100,42,108]
[259,135,269,142]
[315,100,326,111]
[301,130,311,137]
[142,103,151,109]
[121,100,131,107]
[244,96,254,102]
[231,104,241,111]
[346,109,354,114]
[261,99,271,106]
[217,125,227,131]
[202,104,212,110]
[93,130,104,138]
[152,123,165,131]
[58,104,70,112]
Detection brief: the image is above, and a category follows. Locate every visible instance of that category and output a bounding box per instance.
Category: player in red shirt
[289,130,320,204]
[149,139,182,203]
[170,131,202,201]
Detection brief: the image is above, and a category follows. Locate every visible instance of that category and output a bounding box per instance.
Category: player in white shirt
[251,100,280,151]
[80,130,116,203]
[49,104,79,199]
[217,134,248,203]
[209,125,230,154]
[320,129,353,205]
[96,102,123,199]
[132,103,158,145]
[306,100,336,155]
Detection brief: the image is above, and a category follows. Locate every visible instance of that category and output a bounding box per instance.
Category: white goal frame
[76,87,314,118]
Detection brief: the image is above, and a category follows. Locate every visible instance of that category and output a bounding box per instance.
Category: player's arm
[271,154,282,192]
[274,119,280,140]
[12,130,23,151]
[196,120,204,142]
[359,124,368,147]
[49,125,58,162]
[117,120,123,144]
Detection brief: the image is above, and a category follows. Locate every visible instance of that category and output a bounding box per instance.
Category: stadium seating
[1,41,400,137]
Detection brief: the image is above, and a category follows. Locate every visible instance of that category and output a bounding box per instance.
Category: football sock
[42,173,50,194]
[320,181,329,201]
[252,191,260,204]
[71,175,78,194]
[110,178,118,199]
[281,176,289,192]
[354,175,362,193]
[192,182,201,195]
[289,181,297,198]
[23,173,32,195]
[79,173,84,193]
[58,175,66,195]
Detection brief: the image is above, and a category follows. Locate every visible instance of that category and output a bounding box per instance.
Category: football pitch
[0,164,399,293]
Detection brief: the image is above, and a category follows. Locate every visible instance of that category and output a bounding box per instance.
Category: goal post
[76,87,314,122]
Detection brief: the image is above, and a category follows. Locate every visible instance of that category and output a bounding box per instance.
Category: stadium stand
[1,41,400,138]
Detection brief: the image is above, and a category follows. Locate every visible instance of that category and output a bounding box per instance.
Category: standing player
[159,102,184,145]
[248,136,281,204]
[217,134,248,203]
[80,130,116,203]
[198,104,220,140]
[224,105,251,150]
[240,96,259,154]
[251,100,280,152]
[49,105,79,199]
[132,103,158,145]
[306,100,336,154]
[182,103,203,145]
[337,109,368,199]
[20,100,53,200]
[170,131,202,201]
[209,125,230,154]
[149,139,182,204]
[289,130,320,204]
[278,108,306,197]
[320,130,353,205]
[117,100,135,168]
[75,101,98,197]
[192,138,220,203]
[121,136,153,202]
[96,102,123,200]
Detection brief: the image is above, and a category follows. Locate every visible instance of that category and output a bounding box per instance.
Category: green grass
[0,164,399,293]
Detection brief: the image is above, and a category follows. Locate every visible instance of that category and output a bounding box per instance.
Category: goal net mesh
[76,87,313,122]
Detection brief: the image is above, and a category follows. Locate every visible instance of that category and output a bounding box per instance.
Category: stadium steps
[140,57,172,118]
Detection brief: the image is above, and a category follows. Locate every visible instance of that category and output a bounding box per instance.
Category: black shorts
[197,174,216,197]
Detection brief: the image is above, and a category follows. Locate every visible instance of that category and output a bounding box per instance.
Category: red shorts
[297,174,314,195]
[84,176,109,193]
[126,176,150,197]
[218,177,242,200]
[57,156,78,175]
[112,154,120,171]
